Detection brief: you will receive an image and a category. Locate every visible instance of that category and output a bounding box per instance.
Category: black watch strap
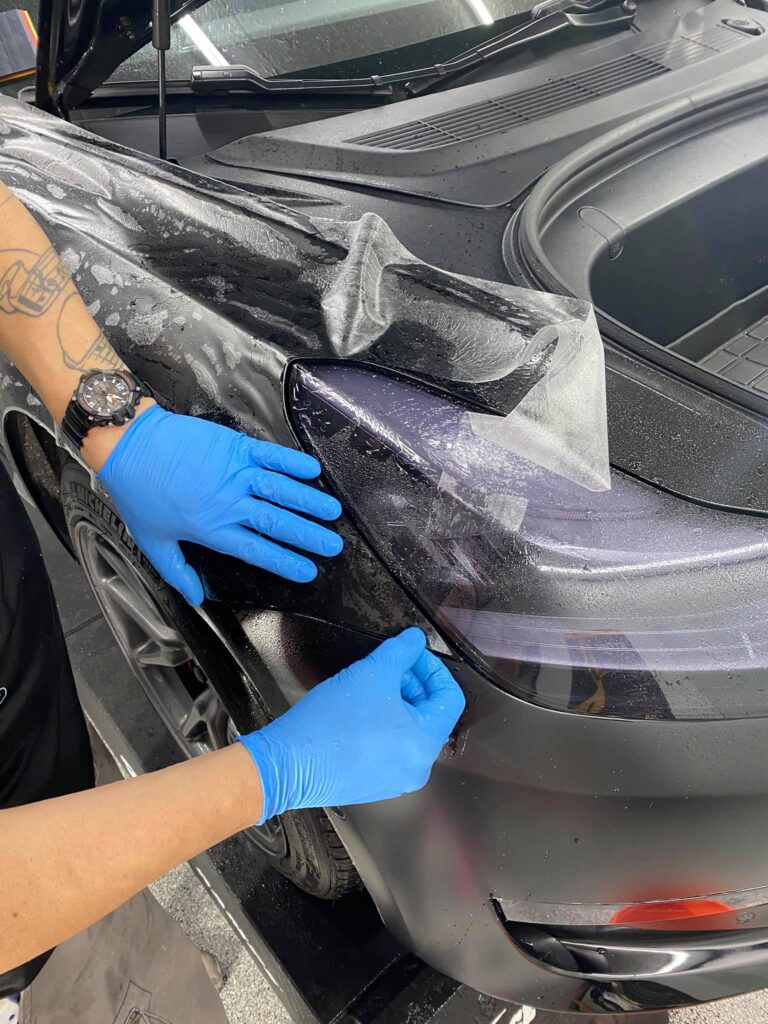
[61,400,96,450]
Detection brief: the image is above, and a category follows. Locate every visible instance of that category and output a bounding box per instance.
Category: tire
[61,460,361,900]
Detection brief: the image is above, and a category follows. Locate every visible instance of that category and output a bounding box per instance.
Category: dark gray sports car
[3,0,768,1014]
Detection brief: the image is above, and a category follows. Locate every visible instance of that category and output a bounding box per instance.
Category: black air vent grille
[348,26,747,151]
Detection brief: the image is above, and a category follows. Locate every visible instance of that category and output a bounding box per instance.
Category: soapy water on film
[0,97,611,526]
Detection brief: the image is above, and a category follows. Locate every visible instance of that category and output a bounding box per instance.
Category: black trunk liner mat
[700,316,768,394]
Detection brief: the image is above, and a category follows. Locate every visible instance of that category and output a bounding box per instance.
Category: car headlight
[290,361,768,721]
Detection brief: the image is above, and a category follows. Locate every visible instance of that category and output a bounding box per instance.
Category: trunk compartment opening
[510,84,768,403]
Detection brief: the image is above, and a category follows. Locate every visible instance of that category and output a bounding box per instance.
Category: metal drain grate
[348,25,748,151]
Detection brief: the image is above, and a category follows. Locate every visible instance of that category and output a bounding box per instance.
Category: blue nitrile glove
[98,404,343,606]
[237,627,466,821]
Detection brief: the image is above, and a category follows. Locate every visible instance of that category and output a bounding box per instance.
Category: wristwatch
[61,369,150,450]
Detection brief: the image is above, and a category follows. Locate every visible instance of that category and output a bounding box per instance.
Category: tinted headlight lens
[291,361,768,721]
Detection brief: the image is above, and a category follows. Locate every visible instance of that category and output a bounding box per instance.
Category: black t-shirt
[0,463,94,995]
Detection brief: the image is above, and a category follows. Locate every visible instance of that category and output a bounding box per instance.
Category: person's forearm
[0,182,152,470]
[0,743,261,974]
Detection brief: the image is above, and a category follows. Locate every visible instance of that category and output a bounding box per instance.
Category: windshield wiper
[190,1,637,99]
[405,2,637,97]
[191,64,394,97]
[532,0,633,16]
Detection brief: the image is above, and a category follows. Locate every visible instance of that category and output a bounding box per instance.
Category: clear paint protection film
[0,97,764,720]
[0,97,607,458]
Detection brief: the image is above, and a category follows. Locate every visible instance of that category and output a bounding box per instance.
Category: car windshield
[110,0,540,84]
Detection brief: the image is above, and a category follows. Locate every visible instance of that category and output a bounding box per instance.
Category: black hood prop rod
[152,0,171,160]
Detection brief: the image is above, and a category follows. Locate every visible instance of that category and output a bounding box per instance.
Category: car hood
[0,94,609,492]
[6,93,768,725]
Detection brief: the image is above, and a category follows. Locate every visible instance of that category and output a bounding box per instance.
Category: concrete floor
[150,862,289,1024]
[674,995,768,1024]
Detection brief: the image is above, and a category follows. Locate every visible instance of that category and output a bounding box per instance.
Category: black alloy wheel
[61,459,361,899]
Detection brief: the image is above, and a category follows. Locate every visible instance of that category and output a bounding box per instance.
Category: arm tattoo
[0,246,71,317]
[0,237,126,371]
[61,326,125,371]
[57,295,125,370]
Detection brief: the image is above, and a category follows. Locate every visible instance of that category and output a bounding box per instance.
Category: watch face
[78,371,133,418]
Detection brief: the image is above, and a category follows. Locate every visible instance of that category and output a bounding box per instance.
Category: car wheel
[61,460,361,900]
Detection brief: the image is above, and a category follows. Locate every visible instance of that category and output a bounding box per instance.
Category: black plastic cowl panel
[203,1,768,207]
[348,24,748,152]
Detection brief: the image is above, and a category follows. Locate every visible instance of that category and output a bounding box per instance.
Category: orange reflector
[611,899,732,926]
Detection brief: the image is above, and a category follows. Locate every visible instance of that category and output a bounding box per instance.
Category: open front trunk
[510,75,768,409]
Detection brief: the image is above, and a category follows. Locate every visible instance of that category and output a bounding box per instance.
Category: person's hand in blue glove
[97,404,343,606]
[237,627,466,821]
